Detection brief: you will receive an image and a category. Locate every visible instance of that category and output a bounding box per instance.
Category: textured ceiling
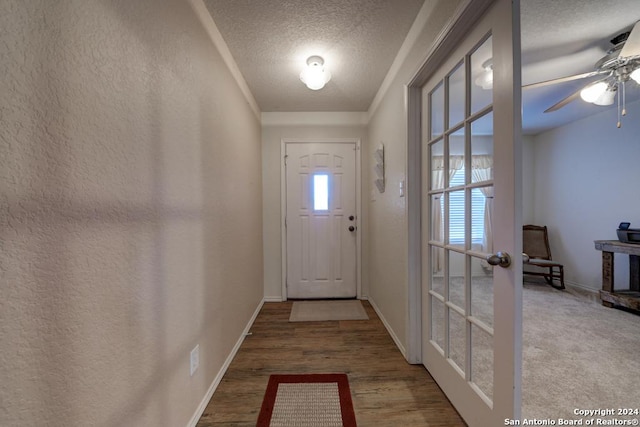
[202,0,424,112]
[521,0,640,133]
[203,0,640,132]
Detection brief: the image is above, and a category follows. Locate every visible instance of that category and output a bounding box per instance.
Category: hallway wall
[0,1,263,426]
[529,99,640,292]
[366,0,462,356]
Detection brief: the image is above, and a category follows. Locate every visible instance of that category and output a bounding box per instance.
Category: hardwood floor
[196,301,466,427]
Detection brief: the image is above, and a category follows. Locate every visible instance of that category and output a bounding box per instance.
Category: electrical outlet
[190,344,199,376]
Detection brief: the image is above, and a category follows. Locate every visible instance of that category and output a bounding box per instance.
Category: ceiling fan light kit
[300,55,331,90]
[474,59,494,90]
[526,20,640,128]
[593,86,617,106]
[579,81,608,103]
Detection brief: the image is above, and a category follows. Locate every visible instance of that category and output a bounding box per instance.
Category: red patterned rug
[256,373,357,427]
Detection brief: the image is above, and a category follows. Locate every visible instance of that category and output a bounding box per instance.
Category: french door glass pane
[448,62,465,128]
[449,128,465,184]
[471,112,493,183]
[448,310,466,375]
[471,36,493,115]
[471,188,488,248]
[448,190,465,249]
[471,324,494,401]
[431,297,445,351]
[471,256,493,328]
[431,246,445,295]
[431,83,445,139]
[431,139,445,190]
[431,194,444,243]
[448,250,466,309]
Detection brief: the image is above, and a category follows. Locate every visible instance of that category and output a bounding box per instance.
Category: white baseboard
[564,281,601,303]
[367,297,407,359]
[263,296,284,302]
[186,298,265,427]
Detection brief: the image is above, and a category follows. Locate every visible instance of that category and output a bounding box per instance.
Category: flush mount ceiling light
[300,56,331,90]
[474,59,493,90]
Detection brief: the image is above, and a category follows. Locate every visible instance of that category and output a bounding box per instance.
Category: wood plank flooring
[196,301,465,426]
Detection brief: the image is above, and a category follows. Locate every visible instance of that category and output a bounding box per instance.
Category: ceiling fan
[524,20,640,127]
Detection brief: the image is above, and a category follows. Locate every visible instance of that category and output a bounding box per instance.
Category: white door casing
[413,0,523,425]
[283,141,359,299]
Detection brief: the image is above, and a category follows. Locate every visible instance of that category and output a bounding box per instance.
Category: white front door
[421,0,522,425]
[285,142,357,299]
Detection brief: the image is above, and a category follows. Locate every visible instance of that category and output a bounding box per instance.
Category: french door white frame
[280,138,362,301]
[405,0,522,422]
[405,0,497,364]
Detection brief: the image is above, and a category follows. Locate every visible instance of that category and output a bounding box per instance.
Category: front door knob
[348,226,356,232]
[349,215,355,221]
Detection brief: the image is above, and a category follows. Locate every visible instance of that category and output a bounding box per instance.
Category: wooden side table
[594,240,640,312]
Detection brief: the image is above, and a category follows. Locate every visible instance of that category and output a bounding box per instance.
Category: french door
[420,0,522,425]
[285,142,358,299]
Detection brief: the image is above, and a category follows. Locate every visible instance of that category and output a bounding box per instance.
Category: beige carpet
[437,275,640,420]
[289,300,369,322]
[522,279,640,420]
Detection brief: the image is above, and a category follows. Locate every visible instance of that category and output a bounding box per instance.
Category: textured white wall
[531,99,640,291]
[366,0,461,353]
[522,135,536,225]
[0,1,262,426]
[261,118,367,300]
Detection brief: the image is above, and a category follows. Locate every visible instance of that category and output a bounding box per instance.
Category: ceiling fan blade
[619,21,640,59]
[543,78,609,113]
[544,89,583,113]
[523,70,608,90]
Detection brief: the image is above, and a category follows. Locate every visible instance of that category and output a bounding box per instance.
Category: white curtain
[471,155,493,255]
[431,155,464,272]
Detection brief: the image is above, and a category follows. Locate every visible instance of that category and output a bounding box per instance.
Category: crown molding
[367,0,438,120]
[189,0,261,120]
[261,112,368,126]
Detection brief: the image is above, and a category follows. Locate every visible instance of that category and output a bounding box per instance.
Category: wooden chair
[523,225,565,290]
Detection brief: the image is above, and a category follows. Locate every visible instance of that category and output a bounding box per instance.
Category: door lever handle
[485,251,511,268]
